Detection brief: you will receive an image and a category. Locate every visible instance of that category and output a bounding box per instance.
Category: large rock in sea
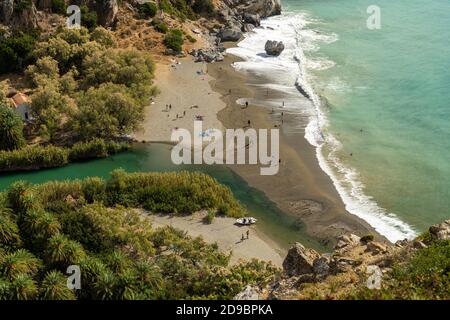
[218,28,243,42]
[264,40,285,56]
[429,219,450,240]
[282,242,320,277]
[95,0,118,27]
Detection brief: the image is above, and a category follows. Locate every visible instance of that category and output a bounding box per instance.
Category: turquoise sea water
[284,0,450,233]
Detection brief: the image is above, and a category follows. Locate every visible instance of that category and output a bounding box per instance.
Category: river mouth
[0,142,327,252]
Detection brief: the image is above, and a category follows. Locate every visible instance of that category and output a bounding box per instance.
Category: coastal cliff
[235,220,450,300]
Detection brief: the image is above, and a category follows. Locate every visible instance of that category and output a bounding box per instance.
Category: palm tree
[134,259,164,299]
[46,234,86,268]
[0,249,42,280]
[10,274,38,300]
[93,270,117,300]
[0,105,26,151]
[39,270,76,300]
[0,208,22,249]
[22,208,61,250]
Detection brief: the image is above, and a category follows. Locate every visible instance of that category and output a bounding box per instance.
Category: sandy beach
[147,211,284,267]
[134,51,382,252]
[134,59,225,142]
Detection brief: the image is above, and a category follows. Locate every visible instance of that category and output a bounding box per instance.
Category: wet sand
[208,55,381,247]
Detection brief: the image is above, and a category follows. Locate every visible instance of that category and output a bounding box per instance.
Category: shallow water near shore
[0,143,326,252]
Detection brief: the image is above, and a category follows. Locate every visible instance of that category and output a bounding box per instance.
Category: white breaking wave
[226,11,417,242]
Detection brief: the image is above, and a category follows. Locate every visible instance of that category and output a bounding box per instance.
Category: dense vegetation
[0,31,37,74]
[0,139,130,172]
[0,172,276,299]
[0,99,26,151]
[163,29,184,52]
[25,26,157,143]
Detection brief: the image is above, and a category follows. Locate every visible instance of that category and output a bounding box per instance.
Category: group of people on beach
[241,230,250,242]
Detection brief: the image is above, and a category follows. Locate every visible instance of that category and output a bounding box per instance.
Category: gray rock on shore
[218,28,243,42]
[264,40,285,56]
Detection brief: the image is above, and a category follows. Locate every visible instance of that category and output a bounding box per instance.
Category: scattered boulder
[313,256,330,278]
[282,242,320,277]
[429,219,450,240]
[218,28,243,42]
[330,257,361,274]
[234,285,260,300]
[264,40,284,56]
[242,23,255,32]
[334,234,361,252]
[243,13,260,27]
[366,241,388,255]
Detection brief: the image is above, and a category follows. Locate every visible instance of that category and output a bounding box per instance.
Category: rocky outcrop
[95,0,118,27]
[190,48,225,63]
[217,28,243,42]
[264,40,284,56]
[282,242,320,277]
[243,0,281,18]
[234,285,260,300]
[334,233,361,252]
[3,1,39,29]
[429,219,450,240]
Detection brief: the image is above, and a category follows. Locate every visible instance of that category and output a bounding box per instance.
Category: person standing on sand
[246,230,249,239]
[247,120,251,127]
[241,234,245,241]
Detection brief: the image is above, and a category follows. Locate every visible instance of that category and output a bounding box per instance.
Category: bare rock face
[1,0,14,23]
[0,0,39,29]
[95,0,118,27]
[429,219,450,240]
[264,40,284,56]
[282,242,320,277]
[233,285,260,300]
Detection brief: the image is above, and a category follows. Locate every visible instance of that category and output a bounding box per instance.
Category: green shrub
[51,0,66,14]
[203,211,215,224]
[14,0,33,13]
[360,234,374,243]
[80,5,98,31]
[163,29,184,52]
[68,139,130,161]
[0,32,37,74]
[138,2,158,18]
[0,105,26,151]
[192,0,215,15]
[151,19,168,33]
[186,34,197,43]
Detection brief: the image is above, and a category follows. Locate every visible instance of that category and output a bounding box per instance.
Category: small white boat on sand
[235,217,257,225]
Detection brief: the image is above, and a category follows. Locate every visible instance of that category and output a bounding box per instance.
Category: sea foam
[226,11,417,242]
